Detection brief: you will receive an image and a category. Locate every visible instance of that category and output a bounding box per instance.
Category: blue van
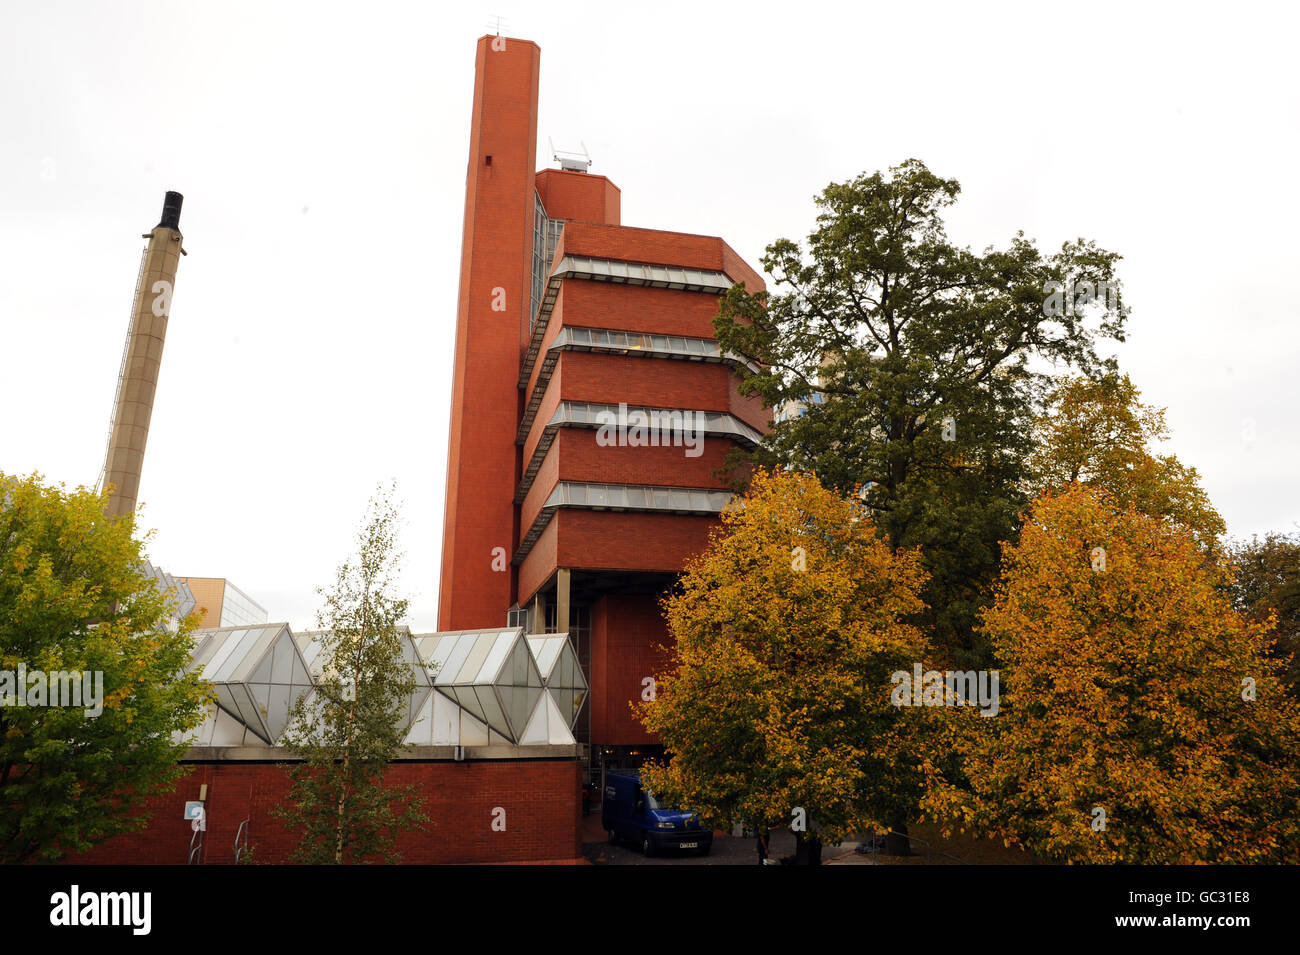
[602,769,712,857]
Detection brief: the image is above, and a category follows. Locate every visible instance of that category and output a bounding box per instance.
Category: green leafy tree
[713,159,1128,666]
[1230,532,1300,694]
[637,469,941,862]
[0,472,209,863]
[275,485,428,863]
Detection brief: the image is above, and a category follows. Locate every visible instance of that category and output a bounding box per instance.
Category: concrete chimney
[100,191,184,519]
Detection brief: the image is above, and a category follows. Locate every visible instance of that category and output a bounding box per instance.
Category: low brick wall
[67,747,584,865]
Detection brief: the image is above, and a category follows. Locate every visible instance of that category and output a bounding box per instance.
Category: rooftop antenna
[487,14,508,36]
[549,137,592,173]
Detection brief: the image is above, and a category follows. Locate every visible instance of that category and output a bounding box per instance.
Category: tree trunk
[885,820,912,857]
[793,829,823,865]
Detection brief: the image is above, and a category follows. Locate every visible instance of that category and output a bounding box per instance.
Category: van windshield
[645,792,666,810]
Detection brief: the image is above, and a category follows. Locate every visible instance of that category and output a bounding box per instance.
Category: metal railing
[234,819,249,864]
[860,828,970,864]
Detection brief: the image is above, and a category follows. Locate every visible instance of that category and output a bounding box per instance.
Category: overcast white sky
[2,0,1297,632]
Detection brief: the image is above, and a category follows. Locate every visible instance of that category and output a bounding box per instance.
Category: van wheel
[641,834,656,857]
[697,844,710,857]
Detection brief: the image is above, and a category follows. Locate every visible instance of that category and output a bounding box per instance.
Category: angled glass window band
[551,326,725,362]
[549,400,762,446]
[541,482,731,516]
[555,256,734,292]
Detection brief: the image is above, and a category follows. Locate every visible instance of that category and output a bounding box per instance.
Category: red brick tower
[438,35,540,632]
[439,35,766,768]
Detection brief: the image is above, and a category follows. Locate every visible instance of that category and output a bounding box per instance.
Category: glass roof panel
[208,628,262,682]
[266,683,292,740]
[437,633,478,686]
[270,635,293,684]
[250,651,274,686]
[291,654,312,688]
[526,636,562,679]
[195,628,247,680]
[473,685,509,739]
[404,685,431,732]
[188,631,216,664]
[504,639,528,687]
[446,685,487,726]
[421,634,461,680]
[477,631,516,684]
[514,685,543,739]
[457,631,498,683]
[221,625,278,683]
[294,633,322,672]
[249,682,272,715]
[401,633,431,687]
[526,643,543,688]
[226,682,268,741]
[228,628,284,686]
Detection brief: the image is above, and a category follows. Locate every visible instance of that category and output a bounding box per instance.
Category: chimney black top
[157,191,183,230]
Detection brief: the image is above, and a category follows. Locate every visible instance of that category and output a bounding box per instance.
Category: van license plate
[680,842,697,849]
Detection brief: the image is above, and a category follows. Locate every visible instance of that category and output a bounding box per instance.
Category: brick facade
[67,757,582,865]
[590,595,674,745]
[438,35,768,756]
[438,36,540,632]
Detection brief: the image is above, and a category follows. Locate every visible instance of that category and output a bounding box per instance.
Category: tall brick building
[438,35,767,773]
[60,33,774,866]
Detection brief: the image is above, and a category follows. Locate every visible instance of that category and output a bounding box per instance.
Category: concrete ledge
[181,743,584,762]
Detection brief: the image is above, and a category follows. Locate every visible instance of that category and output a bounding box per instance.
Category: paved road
[583,828,870,865]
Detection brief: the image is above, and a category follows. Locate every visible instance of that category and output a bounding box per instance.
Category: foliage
[0,472,209,863]
[1029,372,1225,546]
[275,485,428,863]
[713,159,1128,665]
[1230,532,1300,694]
[923,484,1300,863]
[637,469,940,845]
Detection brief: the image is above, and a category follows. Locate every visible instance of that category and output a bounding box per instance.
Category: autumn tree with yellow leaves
[637,469,942,858]
[923,483,1300,863]
[1029,373,1225,546]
